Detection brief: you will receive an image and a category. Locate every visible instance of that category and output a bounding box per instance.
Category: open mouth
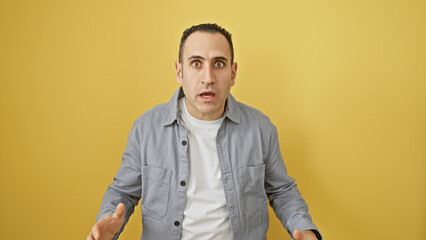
[199,90,217,98]
[200,92,216,98]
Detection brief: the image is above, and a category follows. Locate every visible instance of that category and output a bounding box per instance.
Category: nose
[201,65,215,85]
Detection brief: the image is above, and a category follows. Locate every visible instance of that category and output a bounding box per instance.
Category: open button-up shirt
[96,88,321,240]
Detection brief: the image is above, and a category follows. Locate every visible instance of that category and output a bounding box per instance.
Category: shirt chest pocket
[141,165,172,219]
[239,164,268,216]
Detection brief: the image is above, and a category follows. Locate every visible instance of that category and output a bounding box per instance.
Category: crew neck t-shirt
[178,97,232,240]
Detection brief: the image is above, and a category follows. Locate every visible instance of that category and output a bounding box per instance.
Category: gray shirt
[97,87,321,240]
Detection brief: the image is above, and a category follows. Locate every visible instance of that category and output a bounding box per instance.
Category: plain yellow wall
[1,0,425,239]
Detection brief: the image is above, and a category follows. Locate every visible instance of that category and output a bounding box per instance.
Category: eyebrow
[187,55,229,62]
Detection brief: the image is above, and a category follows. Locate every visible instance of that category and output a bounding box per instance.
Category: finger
[86,232,95,240]
[92,225,101,239]
[293,229,304,240]
[113,203,125,219]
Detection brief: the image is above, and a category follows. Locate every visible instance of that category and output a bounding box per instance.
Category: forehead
[182,32,231,60]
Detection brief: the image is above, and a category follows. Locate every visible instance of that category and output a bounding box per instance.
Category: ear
[175,60,183,85]
[231,62,238,86]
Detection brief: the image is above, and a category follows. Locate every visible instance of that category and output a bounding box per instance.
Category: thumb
[113,203,125,219]
[293,229,304,240]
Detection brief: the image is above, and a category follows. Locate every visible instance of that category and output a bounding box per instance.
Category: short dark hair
[179,23,234,63]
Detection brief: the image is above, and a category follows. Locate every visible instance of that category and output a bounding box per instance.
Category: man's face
[175,31,237,120]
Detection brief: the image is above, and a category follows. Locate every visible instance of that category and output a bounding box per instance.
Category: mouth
[199,90,217,100]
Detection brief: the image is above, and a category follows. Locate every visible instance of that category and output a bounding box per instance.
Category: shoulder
[132,102,169,128]
[236,101,272,125]
[233,101,278,137]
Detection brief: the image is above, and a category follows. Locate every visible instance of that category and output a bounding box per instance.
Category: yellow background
[1,0,425,239]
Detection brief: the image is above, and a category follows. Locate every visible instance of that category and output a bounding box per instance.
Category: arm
[264,124,322,240]
[90,121,142,239]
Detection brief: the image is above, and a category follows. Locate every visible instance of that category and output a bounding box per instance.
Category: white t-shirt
[179,97,232,240]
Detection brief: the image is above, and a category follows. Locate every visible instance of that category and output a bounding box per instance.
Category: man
[87,23,321,240]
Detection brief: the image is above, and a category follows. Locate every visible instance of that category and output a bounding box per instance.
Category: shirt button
[181,140,187,146]
[180,181,186,187]
[174,221,180,226]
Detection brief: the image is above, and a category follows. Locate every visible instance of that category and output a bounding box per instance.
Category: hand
[293,229,318,240]
[87,203,125,240]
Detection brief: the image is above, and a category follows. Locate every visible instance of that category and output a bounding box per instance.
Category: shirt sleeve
[264,124,322,240]
[96,120,142,238]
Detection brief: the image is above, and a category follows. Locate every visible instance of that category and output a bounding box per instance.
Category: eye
[214,61,225,68]
[192,61,201,68]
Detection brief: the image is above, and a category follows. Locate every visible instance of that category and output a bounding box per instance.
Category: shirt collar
[162,87,241,126]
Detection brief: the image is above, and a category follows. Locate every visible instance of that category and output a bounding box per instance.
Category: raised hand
[87,203,125,240]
